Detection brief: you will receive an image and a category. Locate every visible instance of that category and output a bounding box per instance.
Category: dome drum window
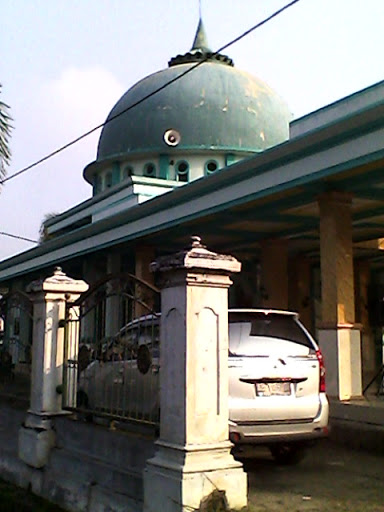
[176,161,189,182]
[205,160,219,175]
[93,175,102,194]
[105,172,113,188]
[144,163,156,177]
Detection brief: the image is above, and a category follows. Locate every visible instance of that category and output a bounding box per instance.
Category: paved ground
[1,376,383,511]
[244,440,383,512]
[0,478,65,512]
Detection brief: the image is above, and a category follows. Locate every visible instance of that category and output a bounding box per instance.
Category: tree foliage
[0,84,13,182]
[39,212,59,243]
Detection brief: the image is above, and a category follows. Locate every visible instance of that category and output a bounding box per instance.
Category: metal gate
[0,291,33,367]
[62,273,161,427]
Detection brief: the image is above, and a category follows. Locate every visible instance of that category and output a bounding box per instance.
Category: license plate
[256,382,291,397]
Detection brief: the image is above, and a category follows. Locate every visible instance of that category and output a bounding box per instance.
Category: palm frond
[39,212,59,243]
[0,84,13,182]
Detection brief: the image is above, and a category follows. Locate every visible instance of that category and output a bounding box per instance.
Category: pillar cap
[27,267,89,295]
[151,236,241,274]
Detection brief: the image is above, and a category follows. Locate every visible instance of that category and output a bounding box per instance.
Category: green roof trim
[0,104,383,282]
[112,161,120,185]
[292,79,384,127]
[159,154,169,179]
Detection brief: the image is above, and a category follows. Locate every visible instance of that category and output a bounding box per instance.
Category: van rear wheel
[269,443,307,465]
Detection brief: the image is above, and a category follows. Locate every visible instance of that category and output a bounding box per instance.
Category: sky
[1,0,383,261]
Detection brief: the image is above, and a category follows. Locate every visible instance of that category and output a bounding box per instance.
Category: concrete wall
[0,404,155,512]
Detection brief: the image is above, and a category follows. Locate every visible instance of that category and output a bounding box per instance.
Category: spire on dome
[191,17,211,53]
[168,15,234,68]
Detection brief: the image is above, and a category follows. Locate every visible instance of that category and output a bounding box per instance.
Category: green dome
[94,20,291,166]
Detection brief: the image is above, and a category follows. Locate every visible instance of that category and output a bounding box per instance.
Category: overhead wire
[0,231,39,244]
[0,0,302,248]
[0,0,301,186]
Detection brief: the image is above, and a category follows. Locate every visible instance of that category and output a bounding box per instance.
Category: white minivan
[78,309,329,464]
[227,309,328,463]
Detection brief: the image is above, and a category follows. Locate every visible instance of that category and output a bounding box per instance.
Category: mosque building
[49,19,291,236]
[1,18,384,401]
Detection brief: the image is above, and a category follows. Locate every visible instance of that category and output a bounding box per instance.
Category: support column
[143,237,247,512]
[105,252,121,337]
[260,239,288,309]
[135,245,156,318]
[355,260,376,389]
[81,258,104,342]
[135,245,155,285]
[318,191,362,400]
[289,255,312,332]
[18,268,88,468]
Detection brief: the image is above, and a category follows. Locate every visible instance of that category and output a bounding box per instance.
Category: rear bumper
[230,432,328,459]
[229,394,329,446]
[230,425,329,445]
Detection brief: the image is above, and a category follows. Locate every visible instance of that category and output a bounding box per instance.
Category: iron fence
[0,291,33,366]
[62,273,161,427]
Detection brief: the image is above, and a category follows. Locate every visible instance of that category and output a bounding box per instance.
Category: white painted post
[144,237,247,512]
[318,327,362,400]
[18,268,88,468]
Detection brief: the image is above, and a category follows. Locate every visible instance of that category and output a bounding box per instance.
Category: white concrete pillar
[143,237,247,512]
[318,191,362,400]
[18,268,88,468]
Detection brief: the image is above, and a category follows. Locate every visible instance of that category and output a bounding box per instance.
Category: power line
[0,231,39,244]
[0,0,302,186]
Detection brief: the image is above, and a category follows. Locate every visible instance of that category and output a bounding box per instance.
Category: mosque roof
[86,18,291,181]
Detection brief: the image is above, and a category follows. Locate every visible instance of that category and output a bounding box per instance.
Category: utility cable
[0,0,301,186]
[0,231,39,244]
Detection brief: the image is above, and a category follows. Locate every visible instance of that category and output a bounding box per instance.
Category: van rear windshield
[228,312,313,353]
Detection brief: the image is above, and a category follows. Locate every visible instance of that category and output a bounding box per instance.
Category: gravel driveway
[244,440,383,512]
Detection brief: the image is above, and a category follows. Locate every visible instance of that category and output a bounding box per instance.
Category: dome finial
[191,8,211,53]
[168,6,234,68]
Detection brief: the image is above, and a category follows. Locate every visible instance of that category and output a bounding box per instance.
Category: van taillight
[229,432,241,444]
[316,349,326,393]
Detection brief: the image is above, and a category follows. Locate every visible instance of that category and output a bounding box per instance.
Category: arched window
[123,165,134,180]
[105,172,113,188]
[94,174,102,194]
[205,160,219,175]
[176,160,189,182]
[144,163,156,177]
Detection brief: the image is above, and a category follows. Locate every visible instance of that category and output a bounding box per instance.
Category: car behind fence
[62,273,161,427]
